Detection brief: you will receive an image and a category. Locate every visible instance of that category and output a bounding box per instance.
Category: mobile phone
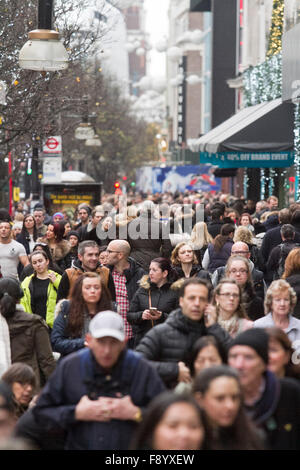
[149,307,157,314]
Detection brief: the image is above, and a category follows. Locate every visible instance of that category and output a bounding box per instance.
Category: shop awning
[188,99,294,154]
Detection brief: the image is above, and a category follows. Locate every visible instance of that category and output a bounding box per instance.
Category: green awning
[190,0,211,12]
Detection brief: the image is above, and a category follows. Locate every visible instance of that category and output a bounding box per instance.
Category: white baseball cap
[89,311,125,342]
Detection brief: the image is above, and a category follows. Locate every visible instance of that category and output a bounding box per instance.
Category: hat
[229,328,269,364]
[67,230,80,240]
[78,204,91,215]
[89,311,125,342]
[53,212,64,220]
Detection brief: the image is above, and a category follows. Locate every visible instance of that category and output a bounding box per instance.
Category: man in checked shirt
[107,240,145,348]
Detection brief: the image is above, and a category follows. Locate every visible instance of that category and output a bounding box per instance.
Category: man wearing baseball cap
[32,311,165,450]
[228,328,300,450]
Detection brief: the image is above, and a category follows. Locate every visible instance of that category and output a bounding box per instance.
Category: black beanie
[229,328,269,364]
[67,230,80,240]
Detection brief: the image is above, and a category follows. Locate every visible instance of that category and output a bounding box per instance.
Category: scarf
[0,315,11,376]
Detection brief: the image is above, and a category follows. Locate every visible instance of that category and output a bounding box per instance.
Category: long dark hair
[188,335,227,377]
[32,243,56,270]
[150,257,178,283]
[131,391,207,450]
[53,221,65,243]
[67,272,112,337]
[0,278,23,319]
[20,214,38,242]
[193,365,264,450]
[213,224,235,252]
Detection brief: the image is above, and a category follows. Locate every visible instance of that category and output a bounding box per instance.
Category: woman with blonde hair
[190,222,213,265]
[254,279,300,342]
[282,248,300,318]
[212,278,253,338]
[171,241,211,281]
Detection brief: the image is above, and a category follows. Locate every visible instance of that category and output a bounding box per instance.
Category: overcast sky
[144,0,170,76]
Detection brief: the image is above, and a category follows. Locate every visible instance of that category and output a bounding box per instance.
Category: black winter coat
[285,272,300,319]
[136,308,232,388]
[173,265,211,282]
[207,220,223,239]
[245,371,300,450]
[127,276,179,347]
[126,213,173,271]
[260,225,300,264]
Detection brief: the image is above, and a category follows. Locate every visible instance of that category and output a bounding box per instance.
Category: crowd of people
[1,191,300,451]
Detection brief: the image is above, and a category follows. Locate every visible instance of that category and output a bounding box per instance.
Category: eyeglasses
[218,293,240,299]
[229,269,248,274]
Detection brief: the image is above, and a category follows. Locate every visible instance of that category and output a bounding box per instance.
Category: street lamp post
[19,0,68,72]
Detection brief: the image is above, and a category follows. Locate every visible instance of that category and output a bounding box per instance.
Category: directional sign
[43,136,62,155]
[42,157,62,183]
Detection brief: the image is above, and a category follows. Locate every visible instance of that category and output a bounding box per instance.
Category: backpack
[275,242,300,279]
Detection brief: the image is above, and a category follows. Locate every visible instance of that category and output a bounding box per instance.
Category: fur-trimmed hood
[139,274,179,291]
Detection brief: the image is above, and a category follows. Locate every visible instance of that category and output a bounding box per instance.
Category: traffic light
[130,181,136,187]
[114,181,120,189]
[27,157,32,175]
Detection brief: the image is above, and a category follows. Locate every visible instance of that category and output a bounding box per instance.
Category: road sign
[43,136,62,155]
[42,157,62,183]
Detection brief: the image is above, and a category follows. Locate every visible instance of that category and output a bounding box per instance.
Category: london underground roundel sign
[43,136,62,154]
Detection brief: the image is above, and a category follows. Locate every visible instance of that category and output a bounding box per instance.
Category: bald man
[107,240,145,348]
[211,241,265,300]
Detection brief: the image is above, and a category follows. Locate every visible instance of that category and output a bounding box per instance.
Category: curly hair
[171,241,198,266]
[67,272,112,337]
[233,226,253,245]
[264,279,297,315]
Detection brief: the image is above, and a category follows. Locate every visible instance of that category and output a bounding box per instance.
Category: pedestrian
[1,363,36,418]
[170,242,211,281]
[51,272,113,357]
[57,240,115,302]
[238,213,255,234]
[64,231,80,269]
[266,224,299,282]
[193,365,264,450]
[266,327,300,381]
[33,207,48,238]
[225,255,264,320]
[126,200,172,271]
[212,278,253,337]
[19,243,63,282]
[0,220,29,280]
[128,258,179,347]
[190,221,213,266]
[136,278,232,388]
[16,214,38,255]
[73,205,91,231]
[20,250,61,329]
[202,223,235,274]
[282,247,300,318]
[106,240,145,348]
[131,391,207,450]
[32,311,166,450]
[0,277,56,389]
[175,335,226,394]
[206,208,224,239]
[254,279,300,343]
[37,221,71,271]
[211,242,265,301]
[228,328,300,450]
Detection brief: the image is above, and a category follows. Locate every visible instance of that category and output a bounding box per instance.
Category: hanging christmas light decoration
[266,0,285,58]
[294,102,300,201]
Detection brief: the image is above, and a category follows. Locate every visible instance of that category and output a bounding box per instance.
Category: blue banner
[200,151,294,168]
[136,165,221,193]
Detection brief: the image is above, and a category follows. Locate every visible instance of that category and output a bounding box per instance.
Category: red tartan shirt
[112,268,133,339]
